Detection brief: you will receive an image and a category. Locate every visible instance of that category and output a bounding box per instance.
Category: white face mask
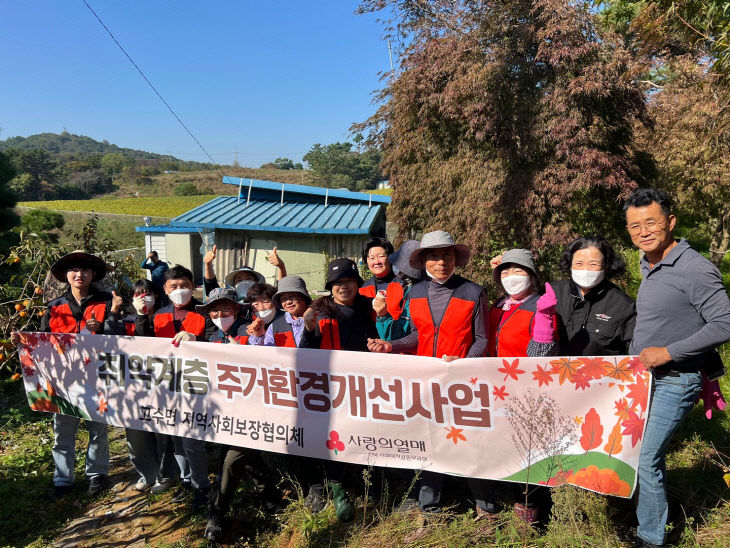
[169,288,192,306]
[235,281,255,300]
[257,308,276,324]
[212,315,236,333]
[143,296,155,308]
[501,275,532,296]
[571,269,605,289]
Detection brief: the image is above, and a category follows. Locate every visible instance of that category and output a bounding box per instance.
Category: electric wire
[80,0,218,165]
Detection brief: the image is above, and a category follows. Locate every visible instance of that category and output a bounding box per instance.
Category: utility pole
[234,146,239,167]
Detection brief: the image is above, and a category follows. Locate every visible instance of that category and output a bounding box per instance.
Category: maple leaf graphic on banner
[445,426,466,445]
[549,358,582,385]
[603,358,634,382]
[532,364,554,387]
[604,422,623,457]
[626,374,649,413]
[571,369,592,391]
[621,410,645,447]
[498,359,525,381]
[578,357,610,380]
[492,385,509,400]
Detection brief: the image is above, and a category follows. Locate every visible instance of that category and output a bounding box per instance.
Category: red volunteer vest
[48,296,108,334]
[408,277,483,358]
[359,277,406,321]
[318,318,342,350]
[487,294,539,357]
[153,304,207,339]
[271,312,297,348]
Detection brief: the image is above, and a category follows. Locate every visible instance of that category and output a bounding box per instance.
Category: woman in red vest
[14,251,121,499]
[367,231,489,533]
[359,237,406,329]
[489,249,559,358]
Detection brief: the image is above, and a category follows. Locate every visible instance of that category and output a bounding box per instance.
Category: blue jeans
[125,429,178,484]
[52,414,109,486]
[636,371,702,546]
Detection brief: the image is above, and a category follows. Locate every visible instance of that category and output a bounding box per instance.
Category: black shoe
[51,484,73,500]
[304,484,326,513]
[172,482,192,502]
[635,539,664,548]
[395,497,420,514]
[192,486,210,511]
[87,475,109,497]
[204,511,222,542]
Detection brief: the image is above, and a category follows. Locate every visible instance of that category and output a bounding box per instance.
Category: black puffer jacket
[552,279,636,356]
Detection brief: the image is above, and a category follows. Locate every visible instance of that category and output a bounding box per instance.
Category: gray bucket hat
[224,266,265,287]
[493,248,537,283]
[389,240,425,280]
[273,276,312,308]
[409,230,471,269]
[196,287,239,315]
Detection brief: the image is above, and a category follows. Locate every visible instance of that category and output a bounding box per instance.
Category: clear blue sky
[0,1,391,166]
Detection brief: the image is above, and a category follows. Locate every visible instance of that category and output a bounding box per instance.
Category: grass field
[18,195,218,218]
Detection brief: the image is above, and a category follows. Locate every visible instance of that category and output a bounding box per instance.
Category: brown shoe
[474,504,499,522]
[404,525,429,544]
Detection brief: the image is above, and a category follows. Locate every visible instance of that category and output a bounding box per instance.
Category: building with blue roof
[136,177,391,290]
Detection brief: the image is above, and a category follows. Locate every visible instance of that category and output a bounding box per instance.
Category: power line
[80,0,217,165]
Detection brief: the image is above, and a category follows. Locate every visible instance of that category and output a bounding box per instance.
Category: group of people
[13,187,730,547]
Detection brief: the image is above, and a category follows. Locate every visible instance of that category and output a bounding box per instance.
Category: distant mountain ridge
[0,132,192,163]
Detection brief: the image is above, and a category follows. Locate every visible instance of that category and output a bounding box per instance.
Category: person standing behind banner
[244,283,279,341]
[135,264,215,512]
[118,279,178,495]
[373,240,424,342]
[299,258,379,522]
[12,250,122,500]
[202,244,287,298]
[141,251,168,295]
[359,237,406,325]
[624,188,730,548]
[367,231,489,527]
[248,276,311,347]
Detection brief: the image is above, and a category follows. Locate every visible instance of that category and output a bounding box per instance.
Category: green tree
[173,181,200,196]
[13,148,57,188]
[357,0,648,279]
[0,151,20,255]
[273,157,295,170]
[8,173,33,201]
[101,152,128,181]
[20,209,65,243]
[303,141,382,191]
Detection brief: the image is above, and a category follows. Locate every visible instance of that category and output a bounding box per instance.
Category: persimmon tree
[357,0,648,279]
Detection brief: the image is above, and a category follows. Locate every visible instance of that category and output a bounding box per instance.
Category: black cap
[325,258,363,290]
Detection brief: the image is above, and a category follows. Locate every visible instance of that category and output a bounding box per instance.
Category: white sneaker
[134,479,150,491]
[150,478,177,494]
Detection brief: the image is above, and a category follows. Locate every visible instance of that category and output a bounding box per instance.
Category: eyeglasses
[572,261,603,269]
[367,254,388,261]
[626,220,666,235]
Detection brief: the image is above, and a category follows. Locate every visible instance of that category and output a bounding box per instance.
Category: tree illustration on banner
[506,390,578,513]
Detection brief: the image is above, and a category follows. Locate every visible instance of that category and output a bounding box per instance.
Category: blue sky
[0,1,391,166]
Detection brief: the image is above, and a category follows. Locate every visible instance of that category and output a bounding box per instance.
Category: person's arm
[103,291,126,335]
[376,295,412,341]
[203,245,217,283]
[389,324,419,353]
[267,247,286,280]
[620,300,637,351]
[299,308,322,348]
[249,323,276,346]
[141,257,153,270]
[135,310,155,337]
[466,289,489,358]
[666,260,730,361]
[201,316,216,343]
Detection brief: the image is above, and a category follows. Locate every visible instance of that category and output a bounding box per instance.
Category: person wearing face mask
[248,276,312,347]
[244,283,279,340]
[359,237,406,324]
[202,244,284,300]
[134,265,214,513]
[551,236,636,356]
[367,231,489,531]
[489,249,560,358]
[194,288,281,540]
[120,279,179,495]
